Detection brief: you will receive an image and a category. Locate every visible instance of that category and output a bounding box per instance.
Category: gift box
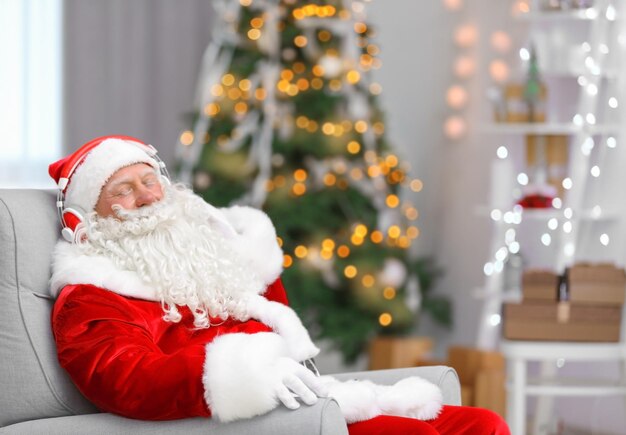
[367,336,434,370]
[496,83,547,123]
[503,301,622,342]
[522,269,559,301]
[416,346,506,416]
[569,263,626,305]
[525,134,568,198]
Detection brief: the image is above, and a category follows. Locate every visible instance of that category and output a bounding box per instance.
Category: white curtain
[0,0,63,188]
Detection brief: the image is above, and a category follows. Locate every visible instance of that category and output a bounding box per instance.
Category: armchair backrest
[0,189,97,428]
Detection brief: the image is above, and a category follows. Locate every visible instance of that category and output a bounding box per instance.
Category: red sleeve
[51,285,211,420]
[262,277,289,305]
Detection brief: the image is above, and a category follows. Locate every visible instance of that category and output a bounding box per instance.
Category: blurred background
[2,1,626,433]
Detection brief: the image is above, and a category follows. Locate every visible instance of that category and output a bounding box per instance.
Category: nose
[135,186,160,208]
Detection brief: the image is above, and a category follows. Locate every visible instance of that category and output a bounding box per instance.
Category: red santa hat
[48,135,162,215]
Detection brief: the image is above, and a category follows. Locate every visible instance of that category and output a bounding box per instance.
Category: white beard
[81,184,265,328]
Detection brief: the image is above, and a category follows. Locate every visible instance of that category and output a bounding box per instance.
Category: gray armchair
[0,189,461,435]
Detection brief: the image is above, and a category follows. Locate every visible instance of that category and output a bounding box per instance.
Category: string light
[378,312,392,327]
[347,141,361,154]
[496,146,508,159]
[489,60,510,83]
[204,103,220,117]
[294,245,308,258]
[387,225,401,238]
[294,35,308,47]
[446,85,468,109]
[548,218,559,230]
[444,116,467,139]
[607,137,617,148]
[442,0,463,11]
[180,131,194,146]
[484,262,494,276]
[221,74,235,86]
[490,209,502,221]
[562,177,573,190]
[563,221,573,233]
[386,194,400,208]
[490,31,512,53]
[344,265,358,278]
[370,231,384,243]
[383,287,396,299]
[337,245,350,258]
[454,56,475,79]
[362,274,375,287]
[489,314,501,326]
[248,29,261,40]
[454,24,478,48]
[283,254,293,267]
[294,169,307,181]
[517,172,529,186]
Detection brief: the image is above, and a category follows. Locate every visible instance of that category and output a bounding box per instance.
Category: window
[0,0,63,188]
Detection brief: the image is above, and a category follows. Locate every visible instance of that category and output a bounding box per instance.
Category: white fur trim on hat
[64,138,159,213]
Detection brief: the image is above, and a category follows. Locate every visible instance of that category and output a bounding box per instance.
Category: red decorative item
[516,193,554,209]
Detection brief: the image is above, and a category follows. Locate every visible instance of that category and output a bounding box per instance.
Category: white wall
[367,0,487,357]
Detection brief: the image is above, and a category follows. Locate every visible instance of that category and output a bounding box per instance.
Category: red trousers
[348,405,510,435]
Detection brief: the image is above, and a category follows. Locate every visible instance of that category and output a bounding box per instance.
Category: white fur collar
[49,205,284,300]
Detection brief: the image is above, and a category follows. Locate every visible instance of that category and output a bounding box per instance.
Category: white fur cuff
[219,206,283,286]
[376,377,443,421]
[246,294,320,361]
[203,332,288,422]
[319,375,443,423]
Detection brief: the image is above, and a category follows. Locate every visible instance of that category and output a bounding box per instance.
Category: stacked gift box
[503,263,625,341]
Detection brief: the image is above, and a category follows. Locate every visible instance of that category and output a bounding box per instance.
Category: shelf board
[475,205,620,221]
[542,69,619,79]
[480,123,621,135]
[514,9,598,22]
[511,378,626,397]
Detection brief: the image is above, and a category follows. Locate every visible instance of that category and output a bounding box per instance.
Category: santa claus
[48,135,509,434]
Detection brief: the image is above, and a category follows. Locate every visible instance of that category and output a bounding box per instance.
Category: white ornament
[379,258,407,288]
[404,274,422,314]
[319,54,344,78]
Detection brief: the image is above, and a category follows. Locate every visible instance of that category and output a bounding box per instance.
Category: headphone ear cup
[61,207,86,243]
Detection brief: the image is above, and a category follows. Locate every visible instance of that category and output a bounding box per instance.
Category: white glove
[270,357,328,410]
[203,332,327,422]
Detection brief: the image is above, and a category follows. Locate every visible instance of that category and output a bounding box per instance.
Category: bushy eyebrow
[107,167,156,189]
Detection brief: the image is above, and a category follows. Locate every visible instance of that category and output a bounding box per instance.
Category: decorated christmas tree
[176,0,450,363]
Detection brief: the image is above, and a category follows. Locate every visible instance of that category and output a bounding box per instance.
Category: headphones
[56,135,170,243]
